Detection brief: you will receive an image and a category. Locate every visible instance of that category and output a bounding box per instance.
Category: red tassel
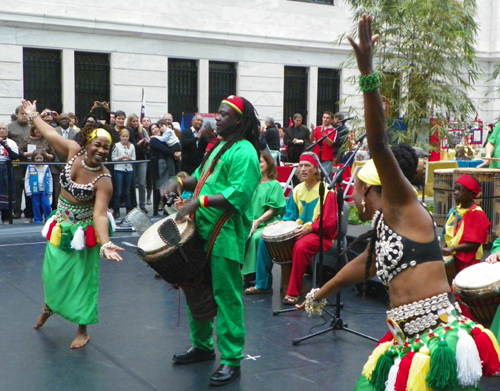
[472,327,500,376]
[46,219,57,241]
[377,330,394,346]
[85,224,98,248]
[395,351,415,391]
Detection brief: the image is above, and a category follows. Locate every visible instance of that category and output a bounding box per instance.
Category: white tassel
[41,217,55,238]
[456,327,482,387]
[385,357,400,391]
[107,211,116,233]
[70,226,86,250]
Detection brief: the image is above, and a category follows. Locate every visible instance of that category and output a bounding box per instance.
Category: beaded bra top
[373,210,442,286]
[60,149,111,202]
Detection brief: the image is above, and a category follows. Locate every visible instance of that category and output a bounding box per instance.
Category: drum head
[454,262,500,289]
[262,221,298,242]
[137,215,194,258]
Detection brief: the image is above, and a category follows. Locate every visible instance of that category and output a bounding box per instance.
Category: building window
[23,48,62,114]
[288,0,334,5]
[168,59,198,121]
[317,68,340,124]
[209,61,236,114]
[75,52,110,123]
[284,66,308,126]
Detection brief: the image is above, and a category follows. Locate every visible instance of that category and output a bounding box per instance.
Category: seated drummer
[441,174,490,273]
[245,152,338,305]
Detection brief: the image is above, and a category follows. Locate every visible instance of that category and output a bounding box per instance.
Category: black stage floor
[1,219,498,391]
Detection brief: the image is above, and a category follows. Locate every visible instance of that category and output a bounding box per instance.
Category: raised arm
[347,16,416,207]
[21,100,79,160]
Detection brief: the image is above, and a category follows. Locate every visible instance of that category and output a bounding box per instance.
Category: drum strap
[193,161,233,262]
[205,209,232,262]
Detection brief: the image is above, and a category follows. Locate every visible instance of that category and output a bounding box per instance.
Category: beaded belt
[386,293,460,340]
[57,197,94,221]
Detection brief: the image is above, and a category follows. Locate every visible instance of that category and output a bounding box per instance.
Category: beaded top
[60,149,111,202]
[373,210,442,286]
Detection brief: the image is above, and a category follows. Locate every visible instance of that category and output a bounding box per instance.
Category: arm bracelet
[197,195,209,208]
[28,111,40,123]
[359,72,381,92]
[304,288,328,317]
[99,241,115,258]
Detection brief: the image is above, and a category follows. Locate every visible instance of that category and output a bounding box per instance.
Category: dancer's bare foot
[70,326,90,349]
[34,305,54,329]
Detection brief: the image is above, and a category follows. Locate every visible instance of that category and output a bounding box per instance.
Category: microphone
[340,117,355,123]
[355,133,367,143]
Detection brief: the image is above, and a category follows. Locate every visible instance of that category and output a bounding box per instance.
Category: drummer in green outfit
[163,95,261,387]
[242,150,286,285]
[21,99,124,350]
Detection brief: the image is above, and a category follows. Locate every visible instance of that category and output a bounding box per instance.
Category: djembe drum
[452,262,500,327]
[433,169,455,226]
[261,221,299,264]
[137,215,217,322]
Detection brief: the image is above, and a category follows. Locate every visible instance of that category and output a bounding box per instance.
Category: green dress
[42,198,113,325]
[487,122,500,169]
[242,180,286,275]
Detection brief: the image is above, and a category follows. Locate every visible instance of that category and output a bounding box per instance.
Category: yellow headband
[88,128,112,144]
[357,159,381,186]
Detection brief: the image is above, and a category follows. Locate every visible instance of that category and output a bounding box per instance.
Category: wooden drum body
[261,221,299,265]
[452,262,500,327]
[137,215,217,321]
[443,255,459,287]
[433,169,455,227]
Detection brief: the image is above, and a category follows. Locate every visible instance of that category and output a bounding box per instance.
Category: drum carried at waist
[261,221,299,264]
[452,262,500,327]
[136,215,217,322]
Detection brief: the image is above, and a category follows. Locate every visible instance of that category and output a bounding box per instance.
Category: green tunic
[487,122,500,169]
[242,180,286,275]
[193,140,261,263]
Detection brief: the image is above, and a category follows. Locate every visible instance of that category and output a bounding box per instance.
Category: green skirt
[43,241,100,325]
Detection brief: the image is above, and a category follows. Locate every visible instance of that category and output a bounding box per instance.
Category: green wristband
[359,72,381,92]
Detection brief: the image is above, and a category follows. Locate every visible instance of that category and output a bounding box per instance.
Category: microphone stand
[288,135,377,345]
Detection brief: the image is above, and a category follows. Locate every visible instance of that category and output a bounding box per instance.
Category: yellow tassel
[49,223,62,247]
[407,346,432,391]
[482,328,500,361]
[362,341,392,380]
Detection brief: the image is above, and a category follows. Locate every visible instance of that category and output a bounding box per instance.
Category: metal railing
[0,159,151,225]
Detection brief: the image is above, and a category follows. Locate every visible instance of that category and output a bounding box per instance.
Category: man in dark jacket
[180,114,204,174]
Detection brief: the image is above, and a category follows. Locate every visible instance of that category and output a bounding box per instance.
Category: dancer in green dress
[22,99,124,349]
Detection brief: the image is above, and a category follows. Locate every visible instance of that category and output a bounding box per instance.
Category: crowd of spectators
[2,102,324,224]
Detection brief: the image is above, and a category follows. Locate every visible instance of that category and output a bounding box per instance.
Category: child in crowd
[153,120,181,152]
[24,149,53,224]
[111,128,136,218]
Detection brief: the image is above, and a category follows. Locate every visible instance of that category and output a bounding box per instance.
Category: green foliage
[348,205,372,225]
[339,0,480,146]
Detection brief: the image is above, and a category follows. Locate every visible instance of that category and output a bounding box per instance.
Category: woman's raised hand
[347,15,379,76]
[21,99,37,115]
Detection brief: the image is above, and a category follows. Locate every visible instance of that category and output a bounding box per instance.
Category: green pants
[187,255,245,366]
